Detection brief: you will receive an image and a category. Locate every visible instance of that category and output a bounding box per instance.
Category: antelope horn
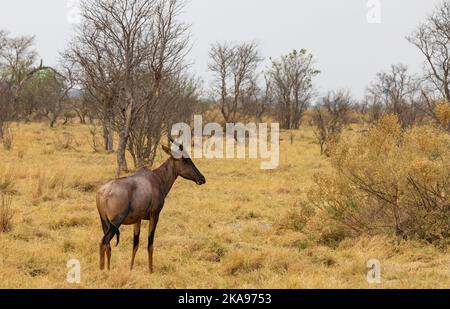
[168,134,175,143]
[168,133,183,151]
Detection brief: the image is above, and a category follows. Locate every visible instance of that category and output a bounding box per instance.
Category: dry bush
[48,172,67,198]
[49,216,89,230]
[71,177,98,193]
[0,169,16,196]
[201,241,228,262]
[87,125,102,153]
[17,148,26,159]
[53,132,78,151]
[33,171,45,200]
[62,111,77,125]
[435,100,450,131]
[31,170,67,204]
[308,114,450,246]
[0,175,15,195]
[312,90,352,156]
[1,124,14,151]
[0,194,13,233]
[223,251,265,275]
[277,203,315,232]
[294,205,349,250]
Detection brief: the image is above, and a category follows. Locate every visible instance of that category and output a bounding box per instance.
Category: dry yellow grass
[0,122,448,288]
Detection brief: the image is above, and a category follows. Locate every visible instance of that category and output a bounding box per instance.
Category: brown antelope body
[96,139,206,273]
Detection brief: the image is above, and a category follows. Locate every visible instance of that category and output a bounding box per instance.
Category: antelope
[96,136,206,273]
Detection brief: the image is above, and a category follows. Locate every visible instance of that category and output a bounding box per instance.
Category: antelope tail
[109,222,120,247]
[105,217,120,247]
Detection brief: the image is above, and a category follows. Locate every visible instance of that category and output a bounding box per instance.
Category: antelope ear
[161,145,172,156]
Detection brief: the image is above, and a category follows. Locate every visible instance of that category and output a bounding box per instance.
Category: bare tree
[366,64,422,128]
[313,89,353,155]
[0,33,38,136]
[92,0,154,172]
[407,1,450,103]
[67,0,194,173]
[67,91,92,125]
[240,73,274,123]
[361,94,383,124]
[269,49,320,129]
[0,31,52,138]
[126,0,193,169]
[63,18,120,153]
[67,0,156,172]
[46,65,75,128]
[20,64,75,127]
[128,72,199,168]
[258,74,274,123]
[209,41,262,123]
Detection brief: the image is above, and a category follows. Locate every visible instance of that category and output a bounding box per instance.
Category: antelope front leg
[130,221,141,270]
[147,214,159,274]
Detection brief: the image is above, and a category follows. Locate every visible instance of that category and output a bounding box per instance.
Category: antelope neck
[153,158,178,196]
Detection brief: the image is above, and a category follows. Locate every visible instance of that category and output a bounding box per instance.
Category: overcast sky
[0,0,443,99]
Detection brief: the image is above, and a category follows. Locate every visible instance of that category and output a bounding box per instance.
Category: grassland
[0,122,448,288]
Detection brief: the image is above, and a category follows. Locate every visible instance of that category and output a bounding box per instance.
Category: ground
[0,122,448,288]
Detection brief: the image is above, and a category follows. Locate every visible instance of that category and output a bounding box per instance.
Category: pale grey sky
[0,0,443,99]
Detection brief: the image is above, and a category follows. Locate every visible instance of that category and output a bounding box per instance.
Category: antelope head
[162,135,206,185]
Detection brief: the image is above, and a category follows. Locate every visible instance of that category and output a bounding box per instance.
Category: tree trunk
[50,115,57,128]
[102,103,114,152]
[0,124,4,142]
[76,111,86,124]
[117,129,129,175]
[103,121,114,152]
[116,97,133,175]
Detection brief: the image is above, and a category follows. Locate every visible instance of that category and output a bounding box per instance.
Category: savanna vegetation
[0,121,448,288]
[0,0,449,288]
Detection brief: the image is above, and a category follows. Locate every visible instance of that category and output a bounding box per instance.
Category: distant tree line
[1,0,450,172]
